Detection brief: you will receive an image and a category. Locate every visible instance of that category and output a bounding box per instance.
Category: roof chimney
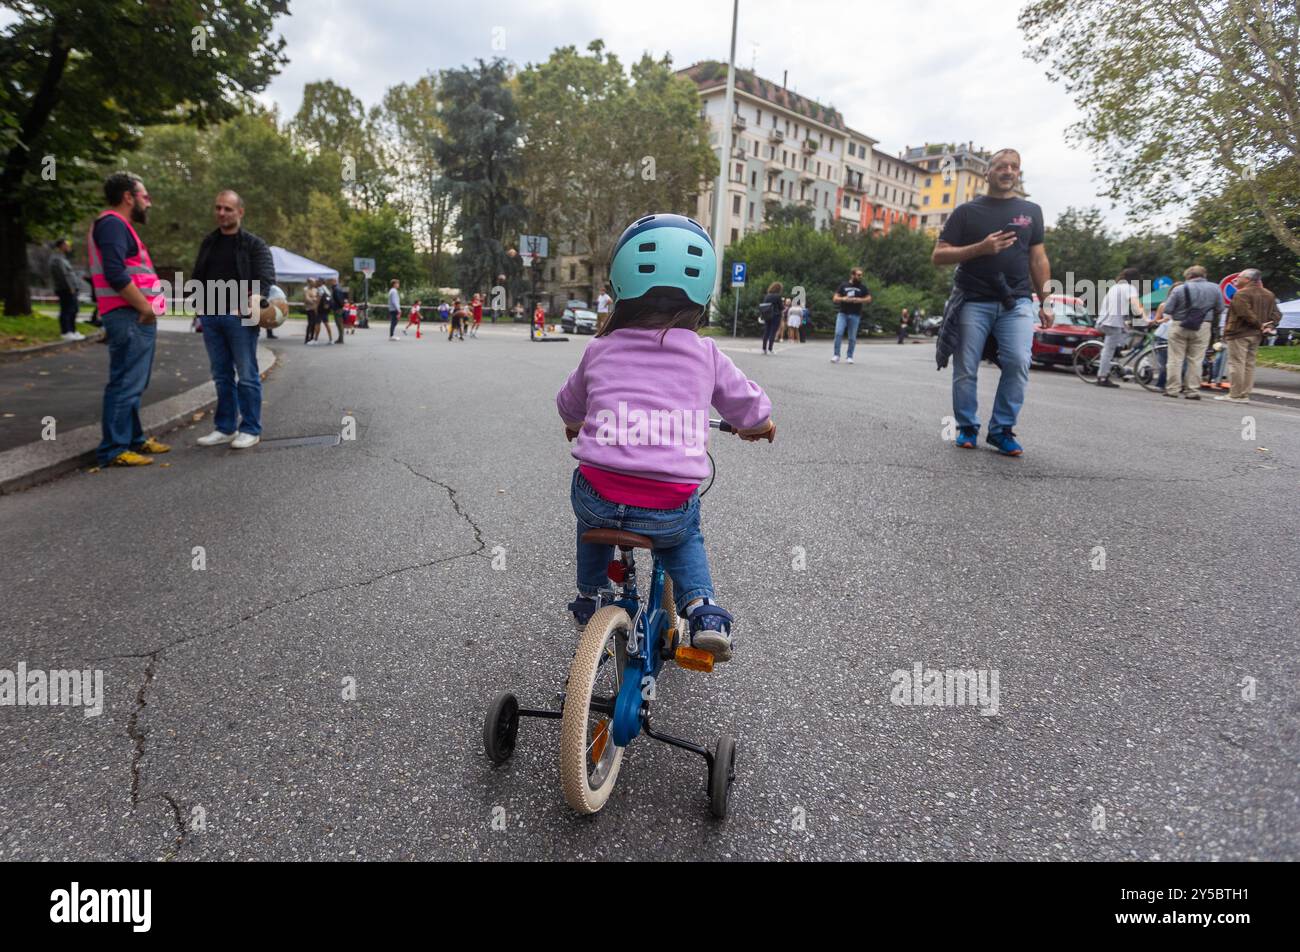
[782,69,787,88]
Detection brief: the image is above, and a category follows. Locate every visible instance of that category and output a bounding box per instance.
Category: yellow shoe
[110,450,154,466]
[137,437,171,454]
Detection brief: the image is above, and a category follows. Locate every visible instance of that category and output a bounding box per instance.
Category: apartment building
[904,142,1029,235]
[680,61,850,244]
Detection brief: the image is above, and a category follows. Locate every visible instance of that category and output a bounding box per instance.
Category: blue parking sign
[731,262,746,288]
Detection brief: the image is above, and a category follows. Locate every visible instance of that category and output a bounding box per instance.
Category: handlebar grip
[716,421,735,433]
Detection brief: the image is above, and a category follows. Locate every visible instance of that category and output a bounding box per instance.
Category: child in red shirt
[403,300,423,339]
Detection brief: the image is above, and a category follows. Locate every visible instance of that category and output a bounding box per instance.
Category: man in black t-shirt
[831,267,873,363]
[932,149,1053,457]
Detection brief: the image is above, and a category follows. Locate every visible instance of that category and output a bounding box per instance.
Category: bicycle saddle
[581,529,656,550]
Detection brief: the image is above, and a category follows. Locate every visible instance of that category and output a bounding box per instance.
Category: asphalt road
[1,325,1296,861]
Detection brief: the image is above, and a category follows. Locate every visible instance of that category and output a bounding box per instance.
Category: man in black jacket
[190,189,277,450]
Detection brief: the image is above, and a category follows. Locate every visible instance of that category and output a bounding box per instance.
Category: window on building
[748,201,754,221]
[750,170,757,187]
[568,264,575,281]
[730,227,738,243]
[549,267,556,282]
[784,119,789,134]
[756,108,762,125]
[853,199,860,212]
[943,192,950,203]
[923,195,930,206]
[779,179,785,195]
[753,140,759,155]
[733,194,741,215]
[843,195,850,209]
[925,176,931,188]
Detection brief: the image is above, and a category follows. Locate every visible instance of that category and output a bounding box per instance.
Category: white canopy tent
[1278,298,1300,329]
[270,246,338,283]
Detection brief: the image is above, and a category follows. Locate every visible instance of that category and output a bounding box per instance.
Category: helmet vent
[684,267,701,278]
[687,245,703,256]
[635,215,655,225]
[638,242,656,252]
[638,264,655,274]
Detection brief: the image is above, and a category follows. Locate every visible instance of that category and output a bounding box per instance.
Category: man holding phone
[932,148,1052,456]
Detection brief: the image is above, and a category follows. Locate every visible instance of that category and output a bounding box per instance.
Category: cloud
[260,0,1150,231]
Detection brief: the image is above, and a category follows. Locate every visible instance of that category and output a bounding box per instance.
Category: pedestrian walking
[596,283,613,334]
[49,238,84,340]
[470,293,483,337]
[1162,265,1223,400]
[1215,268,1281,404]
[831,267,872,363]
[897,308,910,344]
[191,189,276,450]
[387,279,401,341]
[88,171,170,467]
[303,279,321,344]
[1096,268,1145,388]
[760,281,783,354]
[932,148,1051,456]
[785,298,802,342]
[328,277,346,344]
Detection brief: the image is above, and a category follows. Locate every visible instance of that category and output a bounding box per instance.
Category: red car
[1031,295,1101,367]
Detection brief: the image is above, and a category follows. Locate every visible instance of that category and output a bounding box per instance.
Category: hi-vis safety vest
[87,210,164,317]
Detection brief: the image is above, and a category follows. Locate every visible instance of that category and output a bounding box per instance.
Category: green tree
[1114,231,1183,284]
[436,59,527,297]
[764,201,815,228]
[347,206,420,288]
[717,224,854,334]
[1021,0,1300,255]
[379,74,455,286]
[1177,159,1300,299]
[292,80,391,213]
[0,0,289,313]
[517,42,715,301]
[1044,206,1123,286]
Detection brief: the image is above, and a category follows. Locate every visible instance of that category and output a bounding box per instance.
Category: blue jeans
[57,291,79,335]
[1211,343,1227,382]
[201,314,262,435]
[951,298,1035,435]
[833,312,861,358]
[97,307,157,464]
[571,469,714,612]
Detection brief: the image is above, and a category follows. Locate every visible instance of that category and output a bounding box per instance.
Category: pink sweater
[556,328,772,485]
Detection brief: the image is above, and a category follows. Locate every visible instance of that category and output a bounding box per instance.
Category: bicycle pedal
[674,645,714,672]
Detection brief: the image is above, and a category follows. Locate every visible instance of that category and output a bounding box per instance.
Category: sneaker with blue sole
[985,429,1024,456]
[955,427,979,449]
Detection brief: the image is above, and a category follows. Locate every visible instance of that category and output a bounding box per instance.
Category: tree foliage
[1020,0,1300,255]
[0,0,289,312]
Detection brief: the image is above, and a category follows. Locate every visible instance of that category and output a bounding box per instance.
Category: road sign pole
[732,293,739,337]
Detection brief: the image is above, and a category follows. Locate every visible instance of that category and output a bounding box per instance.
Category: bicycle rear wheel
[1133,346,1164,392]
[560,606,629,814]
[1073,340,1103,382]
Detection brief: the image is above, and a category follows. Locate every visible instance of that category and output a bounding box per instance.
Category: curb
[0,331,106,364]
[0,344,278,495]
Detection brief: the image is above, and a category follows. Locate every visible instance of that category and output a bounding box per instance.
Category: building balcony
[843,177,866,194]
[768,128,785,143]
[732,114,747,131]
[802,138,818,153]
[799,169,815,184]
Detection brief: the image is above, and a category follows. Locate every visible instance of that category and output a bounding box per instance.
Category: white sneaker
[830,355,839,363]
[60,332,77,340]
[1214,395,1250,403]
[70,331,86,341]
[388,336,398,342]
[197,430,236,446]
[230,432,261,450]
[847,357,855,364]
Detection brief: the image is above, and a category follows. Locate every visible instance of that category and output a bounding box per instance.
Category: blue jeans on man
[57,291,79,335]
[951,298,1036,435]
[201,314,262,436]
[571,469,714,613]
[833,311,861,359]
[97,306,157,465]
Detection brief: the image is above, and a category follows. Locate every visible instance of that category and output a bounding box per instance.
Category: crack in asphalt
[93,450,490,857]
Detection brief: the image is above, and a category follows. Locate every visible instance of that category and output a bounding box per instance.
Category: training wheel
[484,691,520,765]
[709,733,737,819]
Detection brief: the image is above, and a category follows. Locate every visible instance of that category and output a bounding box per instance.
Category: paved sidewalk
[0,320,276,492]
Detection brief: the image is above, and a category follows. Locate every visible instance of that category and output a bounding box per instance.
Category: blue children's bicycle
[484,419,770,819]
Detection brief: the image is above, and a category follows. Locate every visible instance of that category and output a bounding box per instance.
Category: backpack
[1175,284,1211,331]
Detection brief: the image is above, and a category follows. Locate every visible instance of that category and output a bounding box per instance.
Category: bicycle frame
[607,546,672,747]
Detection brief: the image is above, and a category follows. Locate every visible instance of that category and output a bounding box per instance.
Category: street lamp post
[709,0,740,324]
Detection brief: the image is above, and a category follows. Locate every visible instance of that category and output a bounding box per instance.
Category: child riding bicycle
[555,213,775,662]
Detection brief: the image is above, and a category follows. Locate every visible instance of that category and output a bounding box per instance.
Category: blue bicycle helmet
[608,213,717,307]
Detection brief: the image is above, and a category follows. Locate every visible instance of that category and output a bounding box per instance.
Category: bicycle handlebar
[711,419,776,442]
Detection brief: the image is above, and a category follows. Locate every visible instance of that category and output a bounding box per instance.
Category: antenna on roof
[782,69,787,89]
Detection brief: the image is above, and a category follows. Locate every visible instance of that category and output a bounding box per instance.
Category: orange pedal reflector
[675,645,714,672]
[590,719,609,764]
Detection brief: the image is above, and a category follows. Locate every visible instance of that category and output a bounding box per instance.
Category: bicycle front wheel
[1073,340,1103,382]
[560,606,630,814]
[1134,346,1164,392]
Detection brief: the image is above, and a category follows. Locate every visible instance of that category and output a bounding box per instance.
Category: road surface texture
[1,326,1296,860]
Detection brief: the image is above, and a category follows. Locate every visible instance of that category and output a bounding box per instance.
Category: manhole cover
[256,434,342,449]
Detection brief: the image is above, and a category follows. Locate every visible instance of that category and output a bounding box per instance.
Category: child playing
[448,298,466,340]
[470,294,483,338]
[438,300,451,325]
[532,303,546,340]
[403,300,423,338]
[345,301,358,334]
[555,213,775,662]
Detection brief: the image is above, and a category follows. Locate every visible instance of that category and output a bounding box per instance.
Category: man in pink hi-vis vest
[88,171,170,467]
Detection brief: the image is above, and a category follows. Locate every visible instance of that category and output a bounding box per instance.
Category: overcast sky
[258,0,1135,231]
